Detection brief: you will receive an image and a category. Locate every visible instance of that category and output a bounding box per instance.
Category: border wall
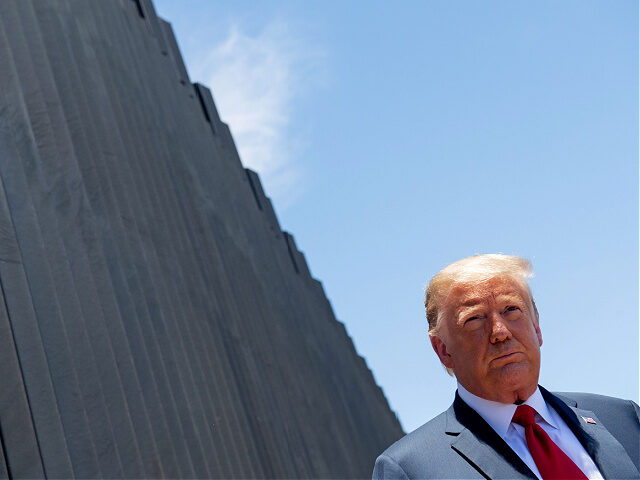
[0,1,404,478]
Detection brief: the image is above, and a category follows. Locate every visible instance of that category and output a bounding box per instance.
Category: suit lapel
[448,393,537,479]
[541,388,640,480]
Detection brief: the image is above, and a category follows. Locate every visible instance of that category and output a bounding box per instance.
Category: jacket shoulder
[553,391,640,423]
[555,391,639,407]
[373,410,483,479]
[380,410,449,463]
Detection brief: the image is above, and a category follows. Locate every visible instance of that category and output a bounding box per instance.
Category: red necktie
[512,405,588,480]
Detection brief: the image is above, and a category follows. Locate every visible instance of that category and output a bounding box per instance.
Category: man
[373,254,640,479]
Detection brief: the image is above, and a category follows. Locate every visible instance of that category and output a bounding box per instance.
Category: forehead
[445,275,528,310]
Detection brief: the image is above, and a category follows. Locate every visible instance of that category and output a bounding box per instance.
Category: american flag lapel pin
[580,416,596,424]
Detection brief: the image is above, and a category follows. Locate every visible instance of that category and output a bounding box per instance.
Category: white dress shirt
[457,383,603,480]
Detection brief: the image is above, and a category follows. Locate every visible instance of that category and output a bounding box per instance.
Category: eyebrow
[454,294,524,315]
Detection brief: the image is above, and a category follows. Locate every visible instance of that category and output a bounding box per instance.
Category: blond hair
[425,254,537,337]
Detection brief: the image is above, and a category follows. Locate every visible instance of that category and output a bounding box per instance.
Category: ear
[430,334,454,369]
[534,322,543,347]
[531,299,543,347]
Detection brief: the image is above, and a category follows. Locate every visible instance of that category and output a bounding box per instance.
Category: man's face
[430,275,543,403]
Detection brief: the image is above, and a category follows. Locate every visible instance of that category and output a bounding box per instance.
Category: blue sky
[154,0,638,433]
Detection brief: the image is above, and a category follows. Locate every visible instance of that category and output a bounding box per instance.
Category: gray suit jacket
[373,387,640,479]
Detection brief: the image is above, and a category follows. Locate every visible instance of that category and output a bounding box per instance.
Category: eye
[504,306,520,314]
[463,315,483,325]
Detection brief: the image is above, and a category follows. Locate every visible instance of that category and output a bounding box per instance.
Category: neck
[458,381,537,405]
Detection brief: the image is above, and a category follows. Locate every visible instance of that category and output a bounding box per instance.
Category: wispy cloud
[191,20,323,209]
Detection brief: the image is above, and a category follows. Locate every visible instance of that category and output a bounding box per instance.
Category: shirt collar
[457,383,558,438]
[522,386,558,430]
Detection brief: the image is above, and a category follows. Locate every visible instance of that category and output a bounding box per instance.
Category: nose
[489,313,512,344]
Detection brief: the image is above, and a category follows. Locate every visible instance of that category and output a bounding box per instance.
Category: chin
[493,363,536,389]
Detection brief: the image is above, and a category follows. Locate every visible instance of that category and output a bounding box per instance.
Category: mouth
[492,351,522,363]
